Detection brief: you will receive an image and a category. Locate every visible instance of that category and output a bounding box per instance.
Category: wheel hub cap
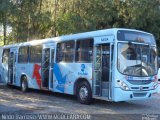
[79,86,88,100]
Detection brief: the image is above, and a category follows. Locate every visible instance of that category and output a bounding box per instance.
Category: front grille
[131,87,139,90]
[143,87,149,90]
[131,87,149,90]
[133,93,147,97]
[128,80,152,85]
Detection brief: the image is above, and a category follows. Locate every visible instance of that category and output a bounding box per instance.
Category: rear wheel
[21,76,28,92]
[77,81,92,104]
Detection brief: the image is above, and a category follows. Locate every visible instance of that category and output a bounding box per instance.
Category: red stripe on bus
[32,64,42,89]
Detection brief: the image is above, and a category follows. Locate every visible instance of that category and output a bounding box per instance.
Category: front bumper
[113,87,158,102]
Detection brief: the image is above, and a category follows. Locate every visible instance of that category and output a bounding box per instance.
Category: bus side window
[56,40,75,63]
[76,39,93,62]
[18,46,29,63]
[2,49,10,64]
[29,45,42,63]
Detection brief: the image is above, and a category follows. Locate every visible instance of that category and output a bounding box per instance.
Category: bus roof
[1,28,153,48]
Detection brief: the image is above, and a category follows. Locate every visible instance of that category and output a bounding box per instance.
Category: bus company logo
[140,86,143,91]
[78,64,88,76]
[81,64,85,73]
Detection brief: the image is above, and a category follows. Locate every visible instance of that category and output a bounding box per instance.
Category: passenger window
[29,45,42,63]
[76,39,93,62]
[18,46,29,63]
[2,49,10,64]
[56,41,75,63]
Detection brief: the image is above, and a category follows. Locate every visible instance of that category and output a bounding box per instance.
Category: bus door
[42,47,55,89]
[93,36,114,100]
[49,49,54,90]
[8,50,16,85]
[42,48,50,88]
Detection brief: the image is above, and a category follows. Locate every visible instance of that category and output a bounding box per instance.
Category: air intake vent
[133,93,147,97]
[131,87,149,90]
[128,80,152,85]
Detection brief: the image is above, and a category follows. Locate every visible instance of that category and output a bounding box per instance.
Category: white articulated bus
[0,28,158,104]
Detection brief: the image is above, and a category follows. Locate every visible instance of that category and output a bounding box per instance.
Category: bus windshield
[118,43,157,77]
[117,30,156,45]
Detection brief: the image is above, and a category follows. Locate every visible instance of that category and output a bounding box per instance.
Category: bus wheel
[77,81,92,104]
[21,76,28,92]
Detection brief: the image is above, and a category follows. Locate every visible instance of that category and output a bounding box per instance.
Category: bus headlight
[117,80,130,91]
[152,83,159,89]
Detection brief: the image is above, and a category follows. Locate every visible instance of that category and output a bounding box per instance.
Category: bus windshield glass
[118,43,157,77]
[117,30,156,45]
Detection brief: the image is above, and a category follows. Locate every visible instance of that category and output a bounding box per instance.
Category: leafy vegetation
[0,0,160,51]
[0,35,4,46]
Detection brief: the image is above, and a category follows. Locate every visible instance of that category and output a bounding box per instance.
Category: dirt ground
[0,84,160,120]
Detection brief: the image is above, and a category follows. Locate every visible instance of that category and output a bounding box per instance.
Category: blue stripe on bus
[54,63,67,92]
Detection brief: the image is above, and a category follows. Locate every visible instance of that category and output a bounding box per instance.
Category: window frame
[75,38,94,63]
[56,40,75,63]
[18,46,29,63]
[29,45,42,63]
[2,48,10,64]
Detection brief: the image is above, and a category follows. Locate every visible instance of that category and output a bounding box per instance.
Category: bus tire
[77,81,92,105]
[21,76,28,92]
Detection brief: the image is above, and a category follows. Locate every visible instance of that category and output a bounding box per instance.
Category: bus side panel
[16,63,41,89]
[52,63,92,95]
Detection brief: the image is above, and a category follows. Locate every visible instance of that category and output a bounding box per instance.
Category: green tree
[0,0,13,45]
[1,0,160,50]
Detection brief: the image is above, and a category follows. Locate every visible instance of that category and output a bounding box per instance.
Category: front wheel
[77,81,92,104]
[21,76,28,92]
